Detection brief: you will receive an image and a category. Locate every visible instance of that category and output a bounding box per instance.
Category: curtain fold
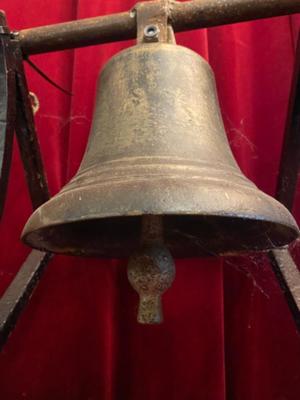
[0,1,299,399]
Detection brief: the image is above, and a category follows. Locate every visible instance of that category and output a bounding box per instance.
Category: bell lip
[21,178,300,236]
[21,209,299,258]
[21,172,300,257]
[22,206,300,233]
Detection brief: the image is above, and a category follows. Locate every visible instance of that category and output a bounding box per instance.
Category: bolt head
[143,25,160,42]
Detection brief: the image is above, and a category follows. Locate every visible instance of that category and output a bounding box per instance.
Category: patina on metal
[21,41,299,257]
[126,2,176,324]
[135,0,170,43]
[18,0,300,55]
[128,215,175,324]
[0,0,300,331]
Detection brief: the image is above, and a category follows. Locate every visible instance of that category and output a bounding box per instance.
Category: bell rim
[22,212,299,258]
[21,178,299,258]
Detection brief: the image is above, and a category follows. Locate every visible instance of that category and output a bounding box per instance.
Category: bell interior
[23,214,298,258]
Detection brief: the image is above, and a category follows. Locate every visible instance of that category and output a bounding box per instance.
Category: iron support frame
[0,0,299,348]
[17,0,300,55]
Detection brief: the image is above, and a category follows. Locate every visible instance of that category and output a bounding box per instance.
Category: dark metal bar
[14,43,50,209]
[0,251,52,351]
[0,13,16,218]
[275,32,300,210]
[171,0,300,31]
[18,0,300,55]
[268,31,300,332]
[0,15,53,350]
[19,11,136,55]
[269,250,300,332]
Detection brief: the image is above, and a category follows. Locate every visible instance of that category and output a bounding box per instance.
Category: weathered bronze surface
[128,243,175,323]
[18,0,300,55]
[0,0,299,334]
[0,0,299,331]
[127,7,177,324]
[22,43,299,258]
[128,215,175,324]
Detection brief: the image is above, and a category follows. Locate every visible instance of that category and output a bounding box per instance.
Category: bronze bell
[21,43,299,322]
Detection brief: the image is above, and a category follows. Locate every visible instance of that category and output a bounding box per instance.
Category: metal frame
[0,0,300,348]
[268,31,300,331]
[0,12,51,349]
[17,0,300,55]
[0,251,52,351]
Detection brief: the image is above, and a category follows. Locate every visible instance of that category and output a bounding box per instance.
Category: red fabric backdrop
[0,1,300,399]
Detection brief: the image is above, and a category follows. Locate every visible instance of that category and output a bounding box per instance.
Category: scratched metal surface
[22,43,299,257]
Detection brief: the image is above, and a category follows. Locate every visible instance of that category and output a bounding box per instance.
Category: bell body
[22,43,298,257]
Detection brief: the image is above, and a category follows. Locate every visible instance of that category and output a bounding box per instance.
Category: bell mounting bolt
[143,25,160,42]
[135,0,171,44]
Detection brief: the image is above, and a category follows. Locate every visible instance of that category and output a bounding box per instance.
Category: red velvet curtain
[0,1,300,399]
